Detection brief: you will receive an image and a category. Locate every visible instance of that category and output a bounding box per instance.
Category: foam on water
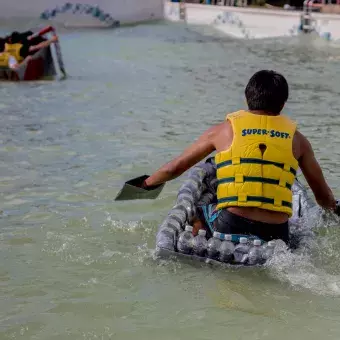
[264,214,340,296]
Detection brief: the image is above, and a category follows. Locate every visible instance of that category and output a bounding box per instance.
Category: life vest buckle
[283,163,290,172]
[274,197,282,207]
[238,193,247,202]
[279,173,287,187]
[235,174,244,183]
[232,157,240,165]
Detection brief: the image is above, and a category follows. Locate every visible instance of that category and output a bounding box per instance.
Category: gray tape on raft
[156,160,214,248]
[167,215,183,227]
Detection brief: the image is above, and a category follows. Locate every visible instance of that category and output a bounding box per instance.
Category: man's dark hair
[10,31,21,44]
[245,70,289,114]
[0,38,5,52]
[22,30,33,37]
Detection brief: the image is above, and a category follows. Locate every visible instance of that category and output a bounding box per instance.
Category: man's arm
[28,35,58,53]
[144,123,222,187]
[298,131,336,210]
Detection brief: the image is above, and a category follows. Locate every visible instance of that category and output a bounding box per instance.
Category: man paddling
[142,70,337,243]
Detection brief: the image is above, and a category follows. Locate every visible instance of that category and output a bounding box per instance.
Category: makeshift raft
[0,26,66,81]
[155,157,318,266]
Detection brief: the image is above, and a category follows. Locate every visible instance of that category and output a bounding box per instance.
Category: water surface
[1,22,340,340]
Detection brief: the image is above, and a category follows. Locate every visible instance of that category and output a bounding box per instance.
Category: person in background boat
[141,70,337,244]
[0,31,58,69]
[0,37,19,69]
[9,30,48,55]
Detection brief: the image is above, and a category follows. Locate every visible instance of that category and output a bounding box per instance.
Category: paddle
[30,26,67,79]
[50,27,67,78]
[114,175,165,201]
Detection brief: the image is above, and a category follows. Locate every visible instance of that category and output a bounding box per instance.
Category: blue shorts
[196,204,289,243]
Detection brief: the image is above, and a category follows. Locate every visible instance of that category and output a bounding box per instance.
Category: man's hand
[51,35,59,43]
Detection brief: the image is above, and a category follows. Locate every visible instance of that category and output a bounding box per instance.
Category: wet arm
[28,36,58,53]
[144,124,220,187]
[298,133,336,210]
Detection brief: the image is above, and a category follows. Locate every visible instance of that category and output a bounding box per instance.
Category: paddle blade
[115,175,165,201]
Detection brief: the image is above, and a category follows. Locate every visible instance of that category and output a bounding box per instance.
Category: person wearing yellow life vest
[4,41,24,63]
[140,70,337,243]
[0,37,17,69]
[0,32,28,67]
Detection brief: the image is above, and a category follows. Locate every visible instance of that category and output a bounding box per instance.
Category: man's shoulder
[211,120,232,139]
[293,129,312,160]
[204,120,231,138]
[294,129,309,145]
[215,120,232,130]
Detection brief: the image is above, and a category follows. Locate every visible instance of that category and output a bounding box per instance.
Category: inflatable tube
[155,157,318,266]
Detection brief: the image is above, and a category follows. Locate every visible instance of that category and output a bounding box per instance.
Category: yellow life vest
[4,43,24,63]
[0,52,11,68]
[215,110,298,217]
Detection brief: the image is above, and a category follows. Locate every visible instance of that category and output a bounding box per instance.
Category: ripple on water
[2,22,340,339]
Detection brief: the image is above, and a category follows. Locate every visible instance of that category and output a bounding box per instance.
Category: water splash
[267,222,340,296]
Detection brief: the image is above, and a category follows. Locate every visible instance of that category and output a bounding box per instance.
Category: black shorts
[196,204,289,244]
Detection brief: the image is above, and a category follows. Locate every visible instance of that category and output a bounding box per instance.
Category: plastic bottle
[192,229,208,257]
[177,225,194,254]
[207,231,222,260]
[219,234,235,263]
[262,240,276,262]
[233,237,250,263]
[247,239,263,265]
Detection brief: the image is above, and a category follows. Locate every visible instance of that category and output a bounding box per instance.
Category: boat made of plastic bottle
[155,157,323,267]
